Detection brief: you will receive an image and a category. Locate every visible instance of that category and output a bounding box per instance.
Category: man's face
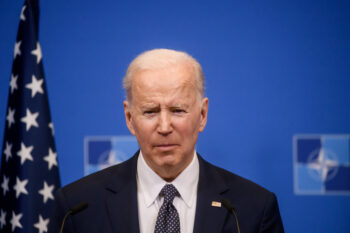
[123,63,208,181]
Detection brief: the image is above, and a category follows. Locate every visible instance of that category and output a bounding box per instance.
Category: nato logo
[294,135,350,195]
[84,136,139,175]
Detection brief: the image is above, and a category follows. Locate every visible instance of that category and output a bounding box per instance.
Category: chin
[158,155,179,166]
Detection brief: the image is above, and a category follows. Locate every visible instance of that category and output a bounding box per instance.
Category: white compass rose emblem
[97,149,128,170]
[307,148,339,182]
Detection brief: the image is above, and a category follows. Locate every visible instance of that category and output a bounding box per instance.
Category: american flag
[0,0,61,232]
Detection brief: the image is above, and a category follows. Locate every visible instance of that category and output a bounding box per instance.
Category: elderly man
[48,49,284,233]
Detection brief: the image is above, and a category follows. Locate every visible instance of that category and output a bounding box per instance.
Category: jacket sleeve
[259,192,285,233]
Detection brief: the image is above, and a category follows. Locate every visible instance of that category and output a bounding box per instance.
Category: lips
[155,144,177,147]
[154,144,178,150]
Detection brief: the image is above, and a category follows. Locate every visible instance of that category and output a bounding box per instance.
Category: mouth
[154,144,178,150]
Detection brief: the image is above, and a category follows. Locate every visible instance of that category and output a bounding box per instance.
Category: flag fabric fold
[0,0,60,232]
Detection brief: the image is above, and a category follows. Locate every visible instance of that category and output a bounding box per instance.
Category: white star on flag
[4,141,13,162]
[34,215,49,233]
[17,142,34,165]
[43,148,58,170]
[10,74,18,94]
[20,5,26,21]
[21,108,39,131]
[13,177,29,198]
[10,211,23,231]
[0,209,6,229]
[1,176,9,196]
[25,75,44,98]
[14,41,21,59]
[6,107,15,128]
[31,42,42,64]
[1,0,61,231]
[48,122,54,136]
[38,181,54,204]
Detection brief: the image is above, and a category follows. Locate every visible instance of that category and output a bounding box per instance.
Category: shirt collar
[137,151,199,208]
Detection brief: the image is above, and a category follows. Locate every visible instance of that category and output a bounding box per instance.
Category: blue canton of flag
[294,135,350,195]
[0,0,61,232]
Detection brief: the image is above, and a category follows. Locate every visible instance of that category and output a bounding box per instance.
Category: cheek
[132,118,156,140]
[174,118,199,136]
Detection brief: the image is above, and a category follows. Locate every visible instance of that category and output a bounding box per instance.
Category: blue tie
[154,184,180,233]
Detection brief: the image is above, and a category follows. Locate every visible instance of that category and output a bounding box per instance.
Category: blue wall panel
[1,0,349,232]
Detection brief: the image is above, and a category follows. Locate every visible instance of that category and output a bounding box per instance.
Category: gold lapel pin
[211,201,222,207]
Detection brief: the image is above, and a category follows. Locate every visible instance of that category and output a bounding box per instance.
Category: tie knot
[161,184,179,203]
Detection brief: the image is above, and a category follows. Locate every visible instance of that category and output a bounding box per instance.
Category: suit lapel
[104,153,140,233]
[193,155,230,233]
[100,152,231,233]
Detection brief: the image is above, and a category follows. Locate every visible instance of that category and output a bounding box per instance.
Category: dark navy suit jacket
[48,152,284,233]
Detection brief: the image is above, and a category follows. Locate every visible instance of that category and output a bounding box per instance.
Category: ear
[123,100,136,135]
[199,97,209,132]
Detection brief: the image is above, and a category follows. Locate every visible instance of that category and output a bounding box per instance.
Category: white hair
[123,48,205,100]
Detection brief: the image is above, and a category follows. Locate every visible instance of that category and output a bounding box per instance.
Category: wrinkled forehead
[132,63,197,89]
[129,64,198,103]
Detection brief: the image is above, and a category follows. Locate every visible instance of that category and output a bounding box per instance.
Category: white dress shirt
[137,151,199,233]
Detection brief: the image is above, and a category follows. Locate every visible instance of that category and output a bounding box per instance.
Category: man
[48,49,284,233]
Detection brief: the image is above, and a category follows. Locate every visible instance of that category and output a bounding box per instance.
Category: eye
[144,110,155,115]
[143,108,159,116]
[172,108,186,114]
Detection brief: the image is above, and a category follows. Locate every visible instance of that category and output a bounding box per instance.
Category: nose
[157,111,172,135]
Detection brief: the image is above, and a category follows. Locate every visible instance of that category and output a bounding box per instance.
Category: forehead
[130,64,197,102]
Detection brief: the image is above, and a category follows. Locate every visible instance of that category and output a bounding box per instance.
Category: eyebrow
[140,104,159,109]
[170,104,189,109]
[140,103,189,110]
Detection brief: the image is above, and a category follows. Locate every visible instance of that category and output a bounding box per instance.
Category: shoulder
[198,156,284,231]
[62,163,117,193]
[214,163,272,196]
[198,155,276,207]
[59,153,138,198]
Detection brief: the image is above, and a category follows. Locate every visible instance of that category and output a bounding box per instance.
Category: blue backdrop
[1,0,349,232]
